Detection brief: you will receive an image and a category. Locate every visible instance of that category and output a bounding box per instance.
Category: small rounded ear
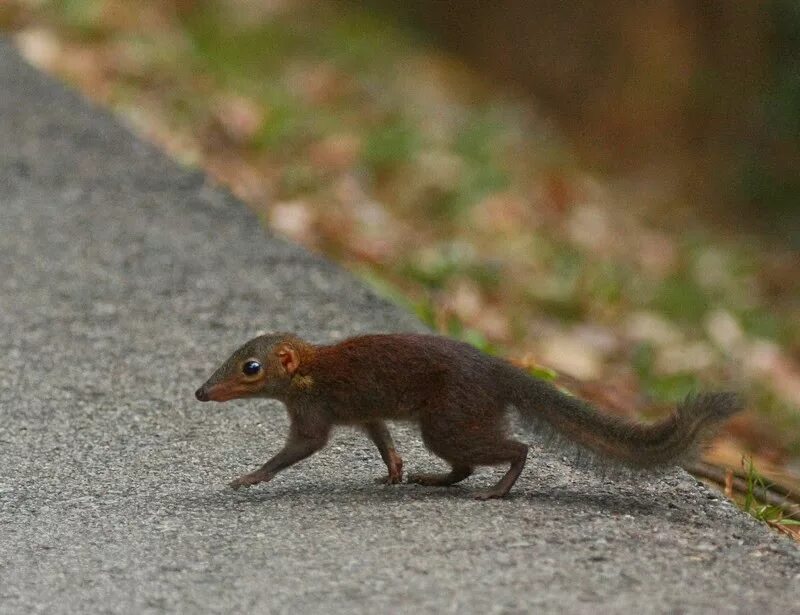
[276,344,301,375]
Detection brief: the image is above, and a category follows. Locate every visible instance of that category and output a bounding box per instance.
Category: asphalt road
[0,41,797,614]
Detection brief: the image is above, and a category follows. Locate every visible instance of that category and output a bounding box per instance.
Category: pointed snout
[194,380,246,402]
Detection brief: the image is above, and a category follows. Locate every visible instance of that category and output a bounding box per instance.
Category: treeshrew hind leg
[472,443,529,500]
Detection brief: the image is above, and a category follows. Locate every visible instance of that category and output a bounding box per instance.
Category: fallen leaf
[212,94,264,145]
[540,332,604,380]
[269,201,315,244]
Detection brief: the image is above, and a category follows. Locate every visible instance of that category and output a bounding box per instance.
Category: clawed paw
[472,489,506,501]
[229,472,267,490]
[229,477,251,490]
[374,472,404,485]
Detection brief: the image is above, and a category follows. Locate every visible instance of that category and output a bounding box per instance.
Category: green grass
[278,163,323,199]
[631,342,701,403]
[741,457,800,526]
[453,116,511,209]
[650,274,710,325]
[182,9,303,81]
[50,0,108,39]
[751,386,800,456]
[362,118,420,175]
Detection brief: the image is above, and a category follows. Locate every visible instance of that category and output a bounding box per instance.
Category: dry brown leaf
[269,201,315,244]
[212,95,264,145]
[308,134,361,172]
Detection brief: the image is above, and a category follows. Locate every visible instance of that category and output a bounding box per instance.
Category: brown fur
[196,333,742,499]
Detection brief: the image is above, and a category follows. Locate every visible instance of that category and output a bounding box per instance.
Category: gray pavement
[0,41,797,614]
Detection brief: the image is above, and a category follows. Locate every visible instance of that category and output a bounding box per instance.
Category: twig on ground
[685,460,800,520]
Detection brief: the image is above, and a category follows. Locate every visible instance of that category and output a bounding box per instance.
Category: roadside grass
[740,457,800,539]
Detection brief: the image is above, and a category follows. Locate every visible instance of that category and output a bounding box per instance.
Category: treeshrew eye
[242,360,262,376]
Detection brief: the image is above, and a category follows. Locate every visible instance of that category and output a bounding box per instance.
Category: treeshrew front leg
[230,418,331,490]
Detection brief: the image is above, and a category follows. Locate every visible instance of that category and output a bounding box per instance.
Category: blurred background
[397,0,800,243]
[1,0,797,528]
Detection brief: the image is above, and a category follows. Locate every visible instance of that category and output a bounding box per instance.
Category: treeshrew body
[196,333,741,499]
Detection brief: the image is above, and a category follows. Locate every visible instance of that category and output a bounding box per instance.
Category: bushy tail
[508,371,742,469]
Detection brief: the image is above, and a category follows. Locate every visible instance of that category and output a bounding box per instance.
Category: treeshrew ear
[277,344,301,375]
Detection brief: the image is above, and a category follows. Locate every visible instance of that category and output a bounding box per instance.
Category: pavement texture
[0,41,798,614]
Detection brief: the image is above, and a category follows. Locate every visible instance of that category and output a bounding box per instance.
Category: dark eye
[242,360,262,376]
